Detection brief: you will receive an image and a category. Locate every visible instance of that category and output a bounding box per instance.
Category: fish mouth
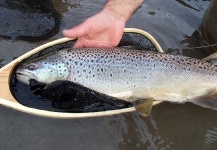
[16,70,37,85]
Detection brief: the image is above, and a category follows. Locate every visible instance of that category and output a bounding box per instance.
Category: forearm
[103,0,144,21]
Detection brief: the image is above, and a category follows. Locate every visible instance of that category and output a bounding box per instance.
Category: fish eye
[27,64,37,71]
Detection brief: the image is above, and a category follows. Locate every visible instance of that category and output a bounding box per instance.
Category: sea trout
[16,48,217,116]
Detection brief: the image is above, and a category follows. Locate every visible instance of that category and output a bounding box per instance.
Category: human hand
[62,9,126,48]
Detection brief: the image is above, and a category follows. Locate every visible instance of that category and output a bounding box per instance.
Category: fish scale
[59,49,148,99]
[56,48,217,100]
[16,48,217,115]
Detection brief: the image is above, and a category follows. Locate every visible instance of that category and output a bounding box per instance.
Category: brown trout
[16,48,217,116]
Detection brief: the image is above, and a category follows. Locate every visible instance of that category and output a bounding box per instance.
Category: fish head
[16,55,70,85]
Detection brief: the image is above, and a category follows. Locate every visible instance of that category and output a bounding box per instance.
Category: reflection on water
[117,113,173,150]
[1,103,217,150]
[0,0,60,41]
[115,103,217,150]
[205,124,217,149]
[176,0,200,12]
[1,0,217,149]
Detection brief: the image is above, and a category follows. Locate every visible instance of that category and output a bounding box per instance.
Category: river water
[1,0,217,149]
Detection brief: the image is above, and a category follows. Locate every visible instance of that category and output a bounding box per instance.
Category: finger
[74,37,115,48]
[62,21,89,38]
[73,40,84,48]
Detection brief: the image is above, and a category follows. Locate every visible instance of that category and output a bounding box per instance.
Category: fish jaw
[16,67,53,85]
[16,69,36,85]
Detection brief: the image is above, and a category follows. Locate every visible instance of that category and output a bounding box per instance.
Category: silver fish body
[16,48,217,111]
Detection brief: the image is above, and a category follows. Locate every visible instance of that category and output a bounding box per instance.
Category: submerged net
[10,31,160,112]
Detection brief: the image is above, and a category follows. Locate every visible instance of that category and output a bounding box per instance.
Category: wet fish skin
[16,48,217,114]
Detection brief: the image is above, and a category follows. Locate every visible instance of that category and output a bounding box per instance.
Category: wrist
[103,0,144,21]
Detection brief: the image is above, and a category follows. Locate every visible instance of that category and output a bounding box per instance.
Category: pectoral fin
[135,99,153,117]
[189,89,217,110]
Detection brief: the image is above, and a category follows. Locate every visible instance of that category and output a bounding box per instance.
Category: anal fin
[189,89,217,110]
[135,99,153,117]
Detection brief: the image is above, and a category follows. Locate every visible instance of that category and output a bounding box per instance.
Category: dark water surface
[1,0,217,149]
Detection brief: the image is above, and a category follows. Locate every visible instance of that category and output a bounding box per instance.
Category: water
[1,0,217,149]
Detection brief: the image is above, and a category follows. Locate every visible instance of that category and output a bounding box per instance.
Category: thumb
[62,21,89,38]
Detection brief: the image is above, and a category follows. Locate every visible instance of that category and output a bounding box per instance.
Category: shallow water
[1,0,217,149]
